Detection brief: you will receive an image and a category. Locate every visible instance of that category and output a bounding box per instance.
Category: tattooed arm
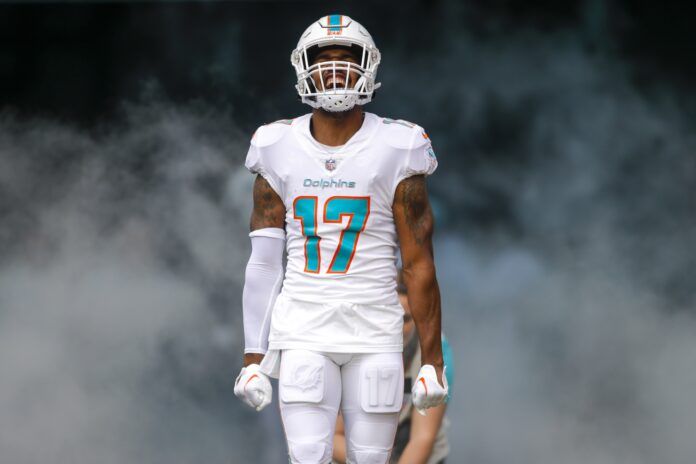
[393,175,445,385]
[243,175,286,367]
[250,174,286,232]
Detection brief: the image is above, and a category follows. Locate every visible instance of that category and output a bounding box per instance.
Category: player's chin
[319,106,354,115]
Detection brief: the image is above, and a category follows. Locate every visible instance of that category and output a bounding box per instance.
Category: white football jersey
[245,112,437,358]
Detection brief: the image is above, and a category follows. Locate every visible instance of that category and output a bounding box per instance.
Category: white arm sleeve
[242,227,285,354]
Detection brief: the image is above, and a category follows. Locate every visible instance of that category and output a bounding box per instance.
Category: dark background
[3,1,695,126]
[1,1,695,463]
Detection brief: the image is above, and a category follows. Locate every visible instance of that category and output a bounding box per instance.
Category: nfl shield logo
[325,158,337,172]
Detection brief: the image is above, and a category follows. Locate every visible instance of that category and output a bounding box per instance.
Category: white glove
[412,364,448,416]
[234,363,272,412]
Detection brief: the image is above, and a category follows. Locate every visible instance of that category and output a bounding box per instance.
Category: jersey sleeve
[244,127,283,198]
[395,126,438,186]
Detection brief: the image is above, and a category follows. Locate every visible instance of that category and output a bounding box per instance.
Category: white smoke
[0,102,285,463]
[376,14,696,464]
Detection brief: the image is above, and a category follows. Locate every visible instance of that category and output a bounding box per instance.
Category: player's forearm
[403,260,444,369]
[332,433,347,463]
[397,438,435,464]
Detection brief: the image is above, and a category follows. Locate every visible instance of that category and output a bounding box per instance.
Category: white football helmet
[291,14,381,112]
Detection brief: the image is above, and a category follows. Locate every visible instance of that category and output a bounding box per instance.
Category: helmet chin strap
[317,93,359,112]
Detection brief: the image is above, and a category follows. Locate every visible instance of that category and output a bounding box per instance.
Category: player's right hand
[234,363,272,412]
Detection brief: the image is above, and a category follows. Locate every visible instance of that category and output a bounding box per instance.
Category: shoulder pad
[251,118,294,148]
[380,117,427,150]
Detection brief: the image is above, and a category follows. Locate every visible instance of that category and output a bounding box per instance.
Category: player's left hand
[412,364,448,416]
[234,363,272,411]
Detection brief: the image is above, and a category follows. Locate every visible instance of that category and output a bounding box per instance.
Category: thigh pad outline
[280,353,325,404]
[359,362,403,413]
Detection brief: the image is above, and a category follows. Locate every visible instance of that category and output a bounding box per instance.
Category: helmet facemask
[292,43,381,112]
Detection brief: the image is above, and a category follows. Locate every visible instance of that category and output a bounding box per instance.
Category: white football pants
[278,349,404,464]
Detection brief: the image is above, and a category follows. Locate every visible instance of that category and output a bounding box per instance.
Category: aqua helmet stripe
[328,14,342,33]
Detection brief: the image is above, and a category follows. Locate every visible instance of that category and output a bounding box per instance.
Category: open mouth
[323,72,347,89]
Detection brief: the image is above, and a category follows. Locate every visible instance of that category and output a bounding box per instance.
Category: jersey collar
[294,112,379,156]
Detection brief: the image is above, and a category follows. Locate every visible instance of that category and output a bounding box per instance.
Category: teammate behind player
[234,14,448,463]
[332,275,454,463]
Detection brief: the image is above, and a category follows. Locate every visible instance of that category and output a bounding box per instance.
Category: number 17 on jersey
[293,196,370,274]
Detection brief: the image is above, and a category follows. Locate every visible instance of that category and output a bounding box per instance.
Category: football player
[234,14,448,464]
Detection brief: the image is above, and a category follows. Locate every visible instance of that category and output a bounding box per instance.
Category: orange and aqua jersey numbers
[293,196,370,274]
[325,196,370,273]
[293,196,321,273]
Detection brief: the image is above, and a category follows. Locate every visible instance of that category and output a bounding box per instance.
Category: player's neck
[310,108,365,147]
